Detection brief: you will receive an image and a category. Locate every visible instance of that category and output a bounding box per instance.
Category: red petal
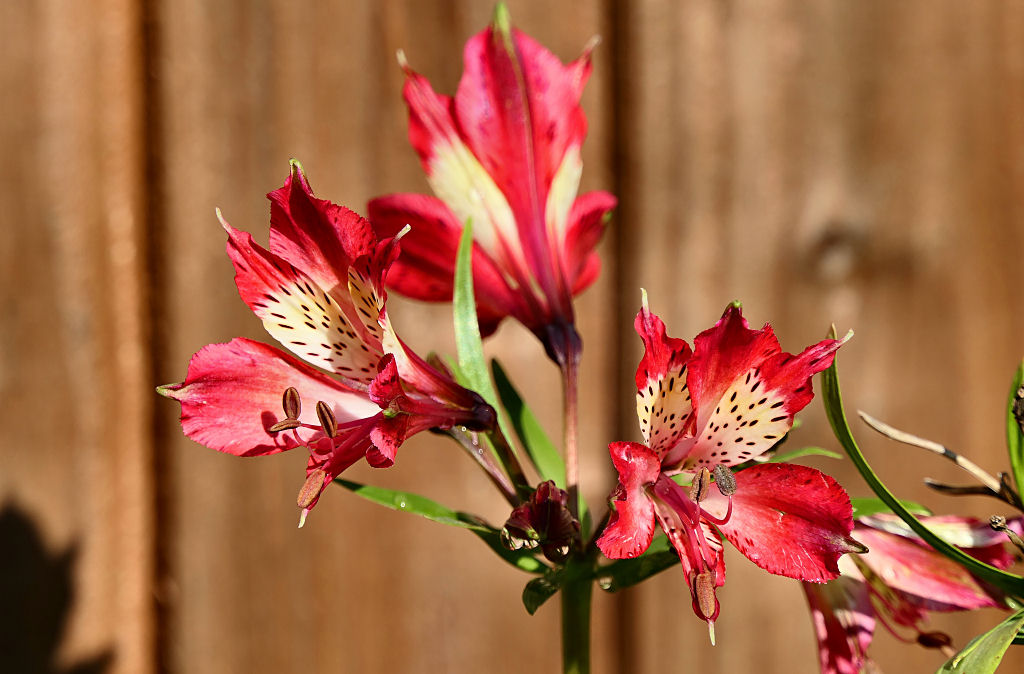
[563,191,615,294]
[668,304,847,468]
[802,578,875,674]
[367,415,410,468]
[853,522,1005,611]
[221,214,382,385]
[596,442,661,559]
[633,299,694,455]
[368,353,403,407]
[703,463,859,582]
[160,338,378,457]
[266,161,375,295]
[367,193,523,336]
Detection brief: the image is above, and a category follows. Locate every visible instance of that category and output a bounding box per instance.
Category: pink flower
[159,162,494,525]
[597,297,860,642]
[803,514,1017,673]
[367,6,616,364]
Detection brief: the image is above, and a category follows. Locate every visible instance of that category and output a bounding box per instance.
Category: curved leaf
[850,497,931,519]
[334,478,545,573]
[821,340,1024,599]
[493,359,566,487]
[595,536,678,592]
[938,609,1024,673]
[1007,360,1024,493]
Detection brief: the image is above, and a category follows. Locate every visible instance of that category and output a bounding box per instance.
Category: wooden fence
[2,1,1022,672]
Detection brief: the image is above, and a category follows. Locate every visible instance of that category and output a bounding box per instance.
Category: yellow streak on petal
[545,145,583,246]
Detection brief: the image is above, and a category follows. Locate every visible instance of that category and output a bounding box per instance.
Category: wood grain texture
[615,0,1024,671]
[0,1,153,673]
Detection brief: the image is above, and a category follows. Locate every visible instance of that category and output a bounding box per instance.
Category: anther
[316,401,337,438]
[297,468,327,509]
[990,515,1024,553]
[693,572,718,646]
[282,386,301,419]
[917,631,953,650]
[268,418,302,432]
[689,467,712,502]
[712,465,737,496]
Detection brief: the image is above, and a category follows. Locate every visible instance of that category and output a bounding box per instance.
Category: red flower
[803,514,1017,673]
[597,296,860,642]
[160,162,494,525]
[367,6,615,364]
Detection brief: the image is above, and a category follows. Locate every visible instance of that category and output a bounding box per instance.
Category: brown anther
[1014,385,1024,433]
[268,418,302,433]
[689,467,712,502]
[297,469,327,509]
[282,386,301,419]
[990,514,1024,553]
[712,464,737,496]
[917,631,953,650]
[316,401,337,438]
[693,572,717,620]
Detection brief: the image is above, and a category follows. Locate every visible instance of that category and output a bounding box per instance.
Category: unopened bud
[712,465,737,496]
[297,469,327,509]
[269,418,302,433]
[689,467,712,502]
[282,386,301,419]
[316,401,337,438]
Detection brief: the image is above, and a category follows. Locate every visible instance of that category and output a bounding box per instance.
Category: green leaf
[821,339,1024,599]
[768,446,843,463]
[492,359,566,488]
[1006,359,1024,493]
[521,560,593,615]
[595,536,679,592]
[334,478,544,573]
[938,609,1024,673]
[850,497,931,519]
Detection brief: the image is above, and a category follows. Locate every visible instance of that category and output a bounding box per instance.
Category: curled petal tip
[640,288,649,312]
[395,224,412,240]
[728,299,743,310]
[297,508,309,529]
[155,383,180,399]
[492,2,511,35]
[396,48,410,72]
[583,35,602,55]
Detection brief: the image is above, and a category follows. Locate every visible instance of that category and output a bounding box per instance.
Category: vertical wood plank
[0,1,153,673]
[153,2,616,672]
[615,0,1024,671]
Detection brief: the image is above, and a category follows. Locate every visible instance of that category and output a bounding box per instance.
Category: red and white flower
[367,7,615,365]
[597,296,860,641]
[160,162,494,525]
[803,513,1017,673]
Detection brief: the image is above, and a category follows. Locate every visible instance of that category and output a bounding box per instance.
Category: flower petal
[669,305,847,467]
[853,524,1005,611]
[802,578,875,674]
[266,161,375,295]
[221,213,382,384]
[160,338,378,457]
[703,463,859,582]
[367,193,523,336]
[633,298,694,455]
[563,190,616,294]
[596,442,661,559]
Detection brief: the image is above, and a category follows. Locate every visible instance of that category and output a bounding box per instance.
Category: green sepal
[333,478,545,573]
[938,609,1024,673]
[821,333,1024,599]
[492,359,566,488]
[1006,359,1024,493]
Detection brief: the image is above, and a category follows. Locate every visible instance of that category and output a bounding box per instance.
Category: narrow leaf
[820,338,1024,599]
[493,359,566,487]
[334,479,544,573]
[596,536,679,592]
[1006,359,1024,493]
[850,497,931,520]
[938,609,1024,673]
[768,446,843,463]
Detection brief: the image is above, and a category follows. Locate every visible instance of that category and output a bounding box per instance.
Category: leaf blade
[1006,360,1024,493]
[938,609,1024,673]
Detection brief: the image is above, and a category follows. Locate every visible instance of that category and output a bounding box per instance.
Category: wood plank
[614,0,1024,671]
[0,1,153,673]
[153,2,616,672]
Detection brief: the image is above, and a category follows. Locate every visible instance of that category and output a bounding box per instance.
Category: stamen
[689,467,712,502]
[268,418,302,433]
[712,465,737,496]
[282,386,301,419]
[316,401,338,438]
[693,572,718,645]
[297,468,327,509]
[917,630,954,657]
[990,515,1024,554]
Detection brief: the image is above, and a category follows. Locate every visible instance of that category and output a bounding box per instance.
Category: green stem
[560,573,592,674]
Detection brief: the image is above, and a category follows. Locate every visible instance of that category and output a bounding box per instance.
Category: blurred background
[2,0,1022,672]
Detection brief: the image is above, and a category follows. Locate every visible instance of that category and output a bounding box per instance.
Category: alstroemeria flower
[160,162,494,525]
[597,297,861,641]
[367,6,616,364]
[803,513,1018,674]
